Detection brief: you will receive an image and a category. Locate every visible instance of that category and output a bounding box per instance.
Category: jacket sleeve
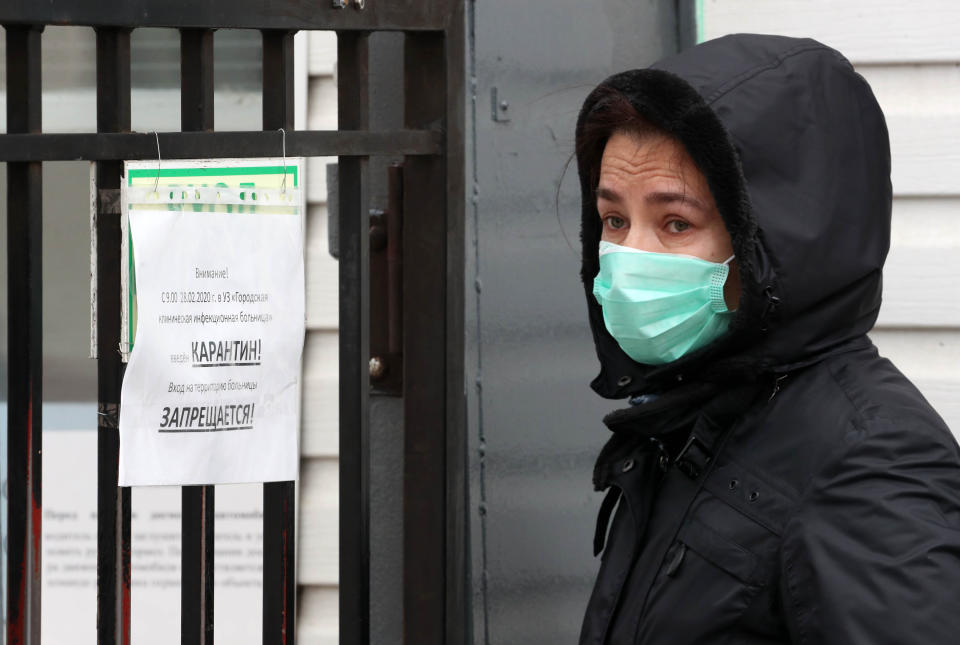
[779,416,960,644]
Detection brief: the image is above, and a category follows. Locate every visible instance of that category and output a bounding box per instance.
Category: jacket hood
[577,34,892,399]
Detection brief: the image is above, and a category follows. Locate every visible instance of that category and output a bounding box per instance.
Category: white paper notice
[119,204,304,485]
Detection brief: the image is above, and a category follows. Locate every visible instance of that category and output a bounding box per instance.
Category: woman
[575,34,960,644]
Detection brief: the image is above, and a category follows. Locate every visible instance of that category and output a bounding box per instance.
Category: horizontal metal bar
[0,0,446,31]
[0,129,443,161]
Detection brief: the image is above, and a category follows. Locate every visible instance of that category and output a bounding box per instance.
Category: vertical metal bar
[180,27,216,645]
[96,26,132,645]
[5,23,43,645]
[180,28,215,131]
[442,2,469,641]
[262,30,295,132]
[337,30,370,645]
[402,30,447,645]
[261,29,297,645]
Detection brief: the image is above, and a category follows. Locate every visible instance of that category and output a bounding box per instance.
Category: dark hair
[575,85,666,193]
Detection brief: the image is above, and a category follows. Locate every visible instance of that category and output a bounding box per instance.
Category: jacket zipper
[597,441,670,645]
[630,411,746,643]
[768,374,788,402]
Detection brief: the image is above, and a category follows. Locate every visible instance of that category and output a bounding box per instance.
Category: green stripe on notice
[128,165,298,187]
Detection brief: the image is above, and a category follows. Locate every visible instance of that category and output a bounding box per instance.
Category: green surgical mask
[592,241,734,365]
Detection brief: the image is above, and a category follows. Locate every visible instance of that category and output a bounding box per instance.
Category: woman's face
[596,130,741,308]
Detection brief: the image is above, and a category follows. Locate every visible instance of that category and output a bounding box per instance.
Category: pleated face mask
[592,240,735,365]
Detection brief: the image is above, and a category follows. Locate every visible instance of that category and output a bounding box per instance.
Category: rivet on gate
[617,375,632,387]
[621,459,634,473]
[369,356,386,380]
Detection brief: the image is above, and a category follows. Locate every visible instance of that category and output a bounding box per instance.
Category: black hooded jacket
[576,34,960,644]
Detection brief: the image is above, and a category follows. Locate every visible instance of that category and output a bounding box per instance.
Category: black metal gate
[1,2,465,644]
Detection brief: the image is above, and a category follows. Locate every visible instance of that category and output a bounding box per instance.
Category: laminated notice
[118,158,305,485]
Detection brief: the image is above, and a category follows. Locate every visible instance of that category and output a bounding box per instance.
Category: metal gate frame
[1,2,466,644]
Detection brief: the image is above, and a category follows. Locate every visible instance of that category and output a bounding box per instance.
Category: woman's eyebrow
[595,186,622,203]
[645,190,708,212]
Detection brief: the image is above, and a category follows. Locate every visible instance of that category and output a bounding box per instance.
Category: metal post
[442,3,469,640]
[96,26,132,645]
[261,28,297,645]
[337,30,371,645]
[5,23,43,645]
[402,29,447,645]
[180,27,216,645]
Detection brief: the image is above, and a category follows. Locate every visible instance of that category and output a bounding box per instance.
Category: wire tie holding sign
[97,402,120,429]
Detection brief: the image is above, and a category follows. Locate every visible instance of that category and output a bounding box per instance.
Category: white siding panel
[300,27,340,640]
[700,0,960,63]
[869,330,960,435]
[857,64,960,116]
[859,65,960,197]
[867,198,959,328]
[887,113,960,197]
[308,31,338,77]
[889,197,960,248]
[297,586,339,644]
[295,31,309,133]
[880,247,960,328]
[302,330,339,457]
[306,75,338,205]
[306,204,339,329]
[298,458,339,585]
[307,76,338,131]
[306,156,336,206]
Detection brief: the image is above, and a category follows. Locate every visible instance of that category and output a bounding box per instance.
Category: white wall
[699,0,960,434]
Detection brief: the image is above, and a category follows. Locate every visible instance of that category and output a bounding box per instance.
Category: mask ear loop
[716,255,737,313]
[153,131,161,195]
[278,128,287,195]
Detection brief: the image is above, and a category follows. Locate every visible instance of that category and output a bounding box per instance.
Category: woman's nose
[621,225,662,253]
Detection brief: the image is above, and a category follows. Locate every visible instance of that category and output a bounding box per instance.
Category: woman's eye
[667,219,690,233]
[604,215,626,230]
